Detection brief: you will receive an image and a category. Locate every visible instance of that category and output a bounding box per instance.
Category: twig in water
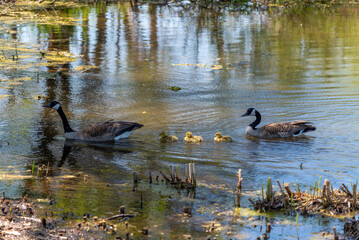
[0,3,14,16]
[106,213,135,221]
[159,171,170,182]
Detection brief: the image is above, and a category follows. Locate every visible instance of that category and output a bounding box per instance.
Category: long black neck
[57,106,75,133]
[249,110,261,130]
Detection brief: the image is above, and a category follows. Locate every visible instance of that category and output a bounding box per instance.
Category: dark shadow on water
[52,138,138,169]
[59,139,135,165]
[63,138,135,152]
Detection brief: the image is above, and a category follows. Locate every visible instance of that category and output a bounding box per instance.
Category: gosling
[184,132,203,143]
[214,132,233,142]
[159,131,178,143]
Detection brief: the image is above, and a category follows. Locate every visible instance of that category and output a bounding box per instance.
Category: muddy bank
[0,196,136,239]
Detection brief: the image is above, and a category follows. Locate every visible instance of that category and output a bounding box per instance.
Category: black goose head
[241,108,256,117]
[43,101,61,110]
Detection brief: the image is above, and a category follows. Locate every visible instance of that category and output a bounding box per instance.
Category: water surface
[0,3,359,239]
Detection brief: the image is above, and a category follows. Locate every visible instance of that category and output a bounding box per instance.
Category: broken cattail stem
[169,166,174,182]
[149,171,152,184]
[192,163,196,187]
[188,163,192,183]
[333,227,338,240]
[277,180,285,205]
[120,206,126,214]
[353,183,357,211]
[237,169,242,192]
[236,169,243,207]
[342,183,353,197]
[276,180,283,193]
[133,172,139,184]
[176,164,179,180]
[266,223,271,233]
[284,184,293,197]
[171,166,175,182]
[185,163,188,182]
[322,182,326,200]
[324,179,331,203]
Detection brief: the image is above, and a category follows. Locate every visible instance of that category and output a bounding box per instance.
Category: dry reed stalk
[236,169,243,207]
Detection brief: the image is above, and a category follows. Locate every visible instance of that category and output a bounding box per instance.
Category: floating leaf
[209,65,223,70]
[172,63,190,66]
[172,63,207,68]
[168,86,181,91]
[195,64,206,68]
[7,82,23,86]
[0,94,11,99]
[74,65,99,72]
[13,77,32,81]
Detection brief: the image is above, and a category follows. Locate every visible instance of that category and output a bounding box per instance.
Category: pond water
[0,2,359,239]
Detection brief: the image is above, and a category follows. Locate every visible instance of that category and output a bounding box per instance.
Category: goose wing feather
[78,121,143,141]
[290,120,313,125]
[261,122,314,137]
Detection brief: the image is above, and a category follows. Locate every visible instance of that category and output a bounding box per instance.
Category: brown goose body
[44,101,143,142]
[65,120,143,141]
[242,108,316,139]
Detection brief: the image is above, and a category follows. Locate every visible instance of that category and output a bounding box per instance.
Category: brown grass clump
[249,178,359,217]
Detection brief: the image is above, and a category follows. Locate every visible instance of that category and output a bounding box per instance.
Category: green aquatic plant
[31,160,35,175]
[296,212,299,228]
[312,180,317,199]
[168,86,181,91]
[266,177,272,201]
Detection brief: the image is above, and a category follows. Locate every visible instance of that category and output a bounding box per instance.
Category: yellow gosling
[159,131,178,143]
[214,132,233,142]
[184,132,203,143]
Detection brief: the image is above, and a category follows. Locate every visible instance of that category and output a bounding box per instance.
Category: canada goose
[241,108,316,138]
[159,131,178,143]
[214,132,233,142]
[43,101,143,141]
[184,132,203,143]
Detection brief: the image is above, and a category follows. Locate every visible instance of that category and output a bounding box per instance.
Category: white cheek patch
[52,103,60,110]
[250,109,256,116]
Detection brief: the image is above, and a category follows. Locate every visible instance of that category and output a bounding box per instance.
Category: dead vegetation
[0,194,140,239]
[249,177,359,217]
